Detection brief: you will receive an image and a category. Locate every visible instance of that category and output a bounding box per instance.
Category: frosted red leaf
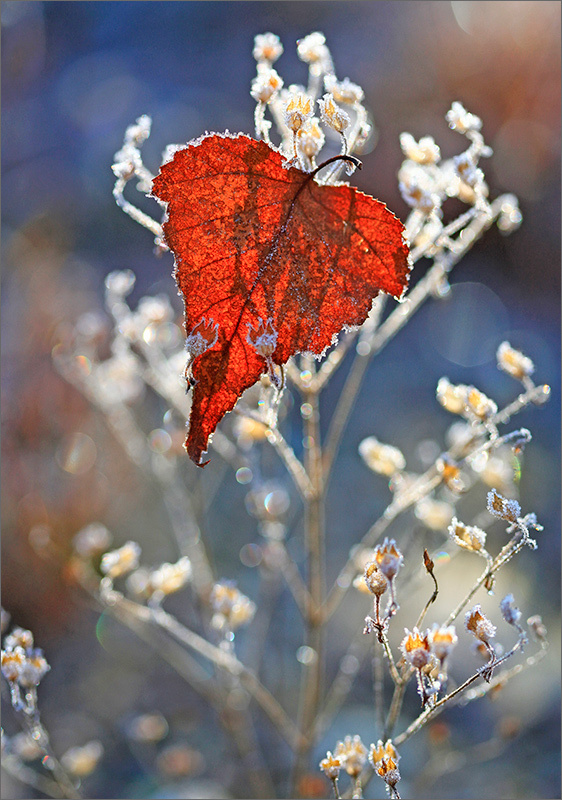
[151,133,410,465]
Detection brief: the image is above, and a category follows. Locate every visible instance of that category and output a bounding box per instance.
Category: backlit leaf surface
[151,133,410,464]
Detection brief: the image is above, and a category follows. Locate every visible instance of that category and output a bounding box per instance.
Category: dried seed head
[446,101,482,134]
[251,65,283,104]
[324,74,364,105]
[210,582,256,631]
[284,92,314,132]
[466,387,497,420]
[253,32,283,64]
[363,561,388,596]
[400,132,441,164]
[429,624,458,661]
[296,118,325,160]
[334,735,368,777]
[297,32,329,64]
[401,628,433,669]
[486,489,521,524]
[465,604,497,644]
[369,739,400,768]
[436,377,469,414]
[373,538,404,581]
[437,454,463,492]
[358,436,406,476]
[318,93,350,133]
[319,750,342,779]
[496,341,534,380]
[448,517,487,552]
[100,541,141,579]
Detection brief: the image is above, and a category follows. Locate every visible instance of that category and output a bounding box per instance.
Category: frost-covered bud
[149,557,192,596]
[436,454,463,492]
[415,498,453,531]
[400,132,441,164]
[496,341,534,381]
[105,269,136,297]
[359,436,406,476]
[373,539,403,581]
[400,627,433,669]
[210,582,256,631]
[4,628,33,651]
[251,65,283,103]
[436,377,469,414]
[500,594,522,627]
[318,93,350,133]
[247,317,277,358]
[429,624,458,662]
[18,649,50,687]
[363,561,388,596]
[454,151,482,187]
[297,32,329,64]
[399,179,439,213]
[100,541,141,579]
[253,32,283,63]
[487,489,521,524]
[296,118,325,160]
[466,387,497,420]
[324,74,364,105]
[125,115,151,146]
[448,517,487,552]
[319,750,342,780]
[284,92,314,132]
[61,741,104,778]
[446,101,482,134]
[465,604,496,644]
[369,739,400,768]
[1,647,26,681]
[73,523,113,558]
[497,194,523,233]
[334,735,368,777]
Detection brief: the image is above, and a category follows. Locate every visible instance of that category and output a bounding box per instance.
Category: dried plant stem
[292,386,326,792]
[101,592,305,750]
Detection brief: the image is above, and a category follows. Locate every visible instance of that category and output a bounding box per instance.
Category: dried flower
[210,582,256,631]
[400,132,441,164]
[297,32,329,64]
[369,739,400,767]
[446,101,482,134]
[251,65,283,104]
[372,538,403,581]
[100,541,141,579]
[448,517,487,552]
[465,604,496,644]
[436,377,469,414]
[324,74,364,105]
[466,387,497,420]
[400,627,433,669]
[318,92,350,133]
[486,489,521,524]
[496,341,534,381]
[319,750,342,779]
[253,32,283,63]
[363,561,388,596]
[284,92,314,133]
[296,118,325,163]
[334,734,368,777]
[429,624,458,662]
[358,436,406,475]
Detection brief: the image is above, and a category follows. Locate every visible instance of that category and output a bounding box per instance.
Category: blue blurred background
[1,2,560,798]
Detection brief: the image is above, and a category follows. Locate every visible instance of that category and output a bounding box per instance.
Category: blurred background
[1,2,560,798]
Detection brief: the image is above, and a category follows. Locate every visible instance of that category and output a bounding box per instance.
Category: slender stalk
[291,381,326,792]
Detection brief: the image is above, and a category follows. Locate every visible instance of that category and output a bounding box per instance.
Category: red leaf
[151,133,410,465]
